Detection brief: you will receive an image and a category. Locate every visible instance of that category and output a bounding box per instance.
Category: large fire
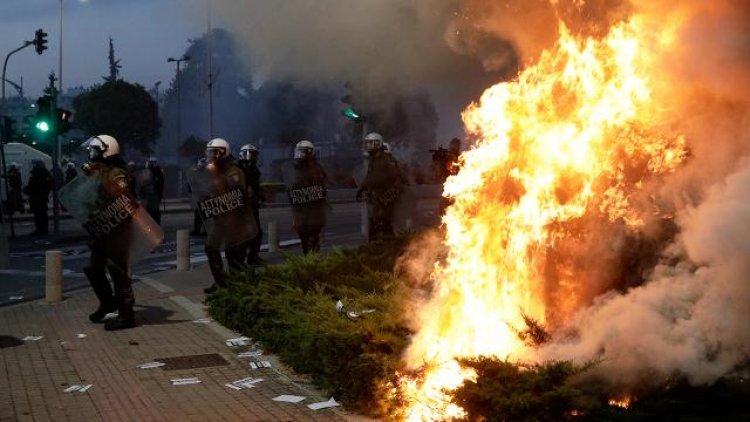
[397,12,689,421]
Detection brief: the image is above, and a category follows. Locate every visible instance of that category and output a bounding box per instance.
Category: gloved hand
[356,188,364,202]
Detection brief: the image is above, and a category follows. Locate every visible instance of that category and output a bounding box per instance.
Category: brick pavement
[0,261,375,422]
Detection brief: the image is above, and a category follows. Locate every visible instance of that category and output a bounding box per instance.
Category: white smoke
[540,163,750,385]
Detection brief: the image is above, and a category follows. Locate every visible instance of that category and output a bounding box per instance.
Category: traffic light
[340,84,365,123]
[33,29,48,55]
[34,96,54,134]
[57,108,72,134]
[2,116,16,143]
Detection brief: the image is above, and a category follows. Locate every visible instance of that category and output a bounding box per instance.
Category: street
[1,198,440,307]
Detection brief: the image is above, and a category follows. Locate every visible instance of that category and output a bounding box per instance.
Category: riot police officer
[80,135,137,330]
[288,140,327,254]
[238,144,264,265]
[201,138,250,293]
[356,132,401,242]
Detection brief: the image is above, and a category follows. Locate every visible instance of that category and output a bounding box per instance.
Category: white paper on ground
[103,312,118,320]
[22,336,43,341]
[136,361,166,369]
[63,384,93,393]
[249,362,258,369]
[273,395,306,403]
[170,377,201,385]
[232,377,264,389]
[192,318,211,324]
[260,361,272,368]
[225,336,251,347]
[225,383,244,390]
[237,349,263,358]
[8,296,23,300]
[76,333,87,339]
[307,397,340,410]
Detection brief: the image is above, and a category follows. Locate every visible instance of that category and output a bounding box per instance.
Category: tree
[178,135,206,159]
[72,80,161,155]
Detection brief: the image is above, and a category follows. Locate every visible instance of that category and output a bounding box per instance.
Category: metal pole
[207,1,214,138]
[177,60,182,150]
[59,0,63,95]
[1,41,33,235]
[176,229,190,271]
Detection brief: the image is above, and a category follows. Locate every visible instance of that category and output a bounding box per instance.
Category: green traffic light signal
[35,121,50,132]
[342,106,360,120]
[34,95,54,135]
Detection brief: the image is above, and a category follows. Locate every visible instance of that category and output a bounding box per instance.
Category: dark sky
[0,0,214,98]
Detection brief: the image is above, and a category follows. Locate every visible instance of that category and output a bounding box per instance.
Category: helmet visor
[205,147,225,162]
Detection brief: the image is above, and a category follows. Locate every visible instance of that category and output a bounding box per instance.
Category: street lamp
[167,55,190,154]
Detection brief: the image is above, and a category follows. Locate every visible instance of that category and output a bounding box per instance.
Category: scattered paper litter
[225,377,263,390]
[225,336,251,347]
[237,349,263,358]
[136,361,166,369]
[170,377,201,385]
[103,312,118,320]
[273,395,306,403]
[249,361,272,369]
[76,333,87,339]
[8,296,23,300]
[335,300,344,312]
[22,336,43,341]
[63,384,93,393]
[192,318,212,324]
[307,397,340,410]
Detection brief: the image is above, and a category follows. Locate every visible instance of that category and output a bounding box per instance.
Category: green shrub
[206,237,414,414]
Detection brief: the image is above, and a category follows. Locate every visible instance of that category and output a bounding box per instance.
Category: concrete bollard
[176,229,191,271]
[45,250,63,303]
[267,221,279,253]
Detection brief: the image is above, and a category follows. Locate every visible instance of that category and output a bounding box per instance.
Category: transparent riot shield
[59,173,164,270]
[187,167,257,250]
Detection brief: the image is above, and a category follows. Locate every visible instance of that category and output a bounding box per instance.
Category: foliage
[178,135,206,159]
[206,235,750,420]
[206,237,416,414]
[72,80,160,155]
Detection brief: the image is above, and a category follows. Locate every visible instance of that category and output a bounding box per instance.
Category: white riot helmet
[206,138,231,162]
[239,144,259,161]
[83,135,120,161]
[294,140,314,159]
[364,132,384,153]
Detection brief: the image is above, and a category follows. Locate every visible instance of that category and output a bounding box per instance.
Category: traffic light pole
[1,40,34,238]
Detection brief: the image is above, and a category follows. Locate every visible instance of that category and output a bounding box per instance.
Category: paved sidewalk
[0,255,374,421]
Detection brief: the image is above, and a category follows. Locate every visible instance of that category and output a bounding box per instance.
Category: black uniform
[24,163,52,235]
[139,165,165,224]
[289,157,327,254]
[6,165,23,215]
[238,159,264,265]
[359,149,401,242]
[81,156,137,330]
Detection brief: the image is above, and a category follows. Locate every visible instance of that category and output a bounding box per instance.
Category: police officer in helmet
[357,132,401,242]
[289,140,327,254]
[81,135,137,330]
[202,138,248,293]
[238,143,264,265]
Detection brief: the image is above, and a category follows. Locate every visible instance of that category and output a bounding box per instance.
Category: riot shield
[59,173,164,270]
[187,167,257,250]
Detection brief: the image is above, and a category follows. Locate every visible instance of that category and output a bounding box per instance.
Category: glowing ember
[397,13,687,421]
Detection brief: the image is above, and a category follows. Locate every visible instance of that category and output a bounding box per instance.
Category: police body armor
[59,165,164,269]
[187,163,257,250]
[363,153,403,219]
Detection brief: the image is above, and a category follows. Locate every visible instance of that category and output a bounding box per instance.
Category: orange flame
[398,15,687,421]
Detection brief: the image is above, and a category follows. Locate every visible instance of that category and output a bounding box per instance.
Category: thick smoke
[210,0,519,138]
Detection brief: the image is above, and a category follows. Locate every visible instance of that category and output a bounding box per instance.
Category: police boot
[84,266,117,323]
[104,312,136,331]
